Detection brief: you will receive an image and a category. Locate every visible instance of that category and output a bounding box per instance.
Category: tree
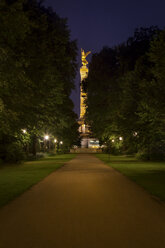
[85,26,162,158]
[0,0,78,161]
[85,47,120,141]
[135,30,165,160]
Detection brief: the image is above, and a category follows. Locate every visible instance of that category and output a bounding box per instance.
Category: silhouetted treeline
[86,26,165,160]
[0,0,79,163]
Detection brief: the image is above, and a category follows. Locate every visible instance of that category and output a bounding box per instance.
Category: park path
[0,154,165,248]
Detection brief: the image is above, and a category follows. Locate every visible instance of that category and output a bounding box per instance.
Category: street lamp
[22,129,27,134]
[133,132,138,137]
[54,139,57,154]
[112,139,115,143]
[119,137,123,141]
[44,135,49,151]
[44,135,49,140]
[60,141,63,145]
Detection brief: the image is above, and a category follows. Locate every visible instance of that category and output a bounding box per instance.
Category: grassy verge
[96,154,165,201]
[0,154,76,208]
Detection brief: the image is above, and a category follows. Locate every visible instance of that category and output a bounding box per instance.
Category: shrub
[4,142,26,163]
[136,150,150,161]
[136,146,165,161]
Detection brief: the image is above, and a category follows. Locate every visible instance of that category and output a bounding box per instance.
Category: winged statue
[81,48,91,66]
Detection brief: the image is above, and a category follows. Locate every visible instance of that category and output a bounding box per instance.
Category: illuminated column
[80,67,88,118]
[79,49,100,149]
[80,49,91,120]
[79,49,91,148]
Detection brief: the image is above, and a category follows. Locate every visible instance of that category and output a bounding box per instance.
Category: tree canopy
[85,26,165,160]
[0,0,79,162]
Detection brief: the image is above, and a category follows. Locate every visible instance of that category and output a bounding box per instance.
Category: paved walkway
[0,154,165,248]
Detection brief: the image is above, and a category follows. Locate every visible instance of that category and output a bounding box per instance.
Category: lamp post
[59,141,63,153]
[54,139,57,154]
[44,135,49,152]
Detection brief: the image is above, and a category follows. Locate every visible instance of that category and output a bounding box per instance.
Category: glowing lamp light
[54,139,57,143]
[119,137,123,141]
[22,129,27,134]
[133,132,138,137]
[60,141,63,145]
[112,139,115,143]
[44,135,49,140]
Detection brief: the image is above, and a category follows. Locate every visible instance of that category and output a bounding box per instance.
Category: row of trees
[0,0,79,162]
[85,26,165,160]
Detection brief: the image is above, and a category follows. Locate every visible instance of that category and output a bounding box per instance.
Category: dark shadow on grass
[41,157,71,162]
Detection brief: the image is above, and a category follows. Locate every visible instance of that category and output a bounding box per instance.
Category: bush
[136,147,165,161]
[136,150,150,161]
[4,142,26,163]
[26,152,45,161]
[103,146,122,155]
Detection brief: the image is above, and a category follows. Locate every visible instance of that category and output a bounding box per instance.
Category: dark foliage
[0,0,79,162]
[86,26,165,160]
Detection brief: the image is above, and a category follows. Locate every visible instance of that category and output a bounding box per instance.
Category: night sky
[44,0,165,116]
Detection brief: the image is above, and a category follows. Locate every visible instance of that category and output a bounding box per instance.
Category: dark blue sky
[44,0,165,115]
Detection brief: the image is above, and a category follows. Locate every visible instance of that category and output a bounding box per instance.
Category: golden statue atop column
[80,49,91,119]
[79,49,91,147]
[76,48,100,150]
[81,49,91,66]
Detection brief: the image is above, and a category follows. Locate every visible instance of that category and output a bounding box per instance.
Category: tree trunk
[32,134,37,157]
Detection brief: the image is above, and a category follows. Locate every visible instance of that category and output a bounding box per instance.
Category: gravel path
[0,154,165,248]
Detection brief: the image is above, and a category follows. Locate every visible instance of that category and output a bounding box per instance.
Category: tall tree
[0,0,78,161]
[85,26,161,157]
[135,30,165,160]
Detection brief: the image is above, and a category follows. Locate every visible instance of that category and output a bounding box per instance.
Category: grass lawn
[0,154,76,208]
[96,154,165,201]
